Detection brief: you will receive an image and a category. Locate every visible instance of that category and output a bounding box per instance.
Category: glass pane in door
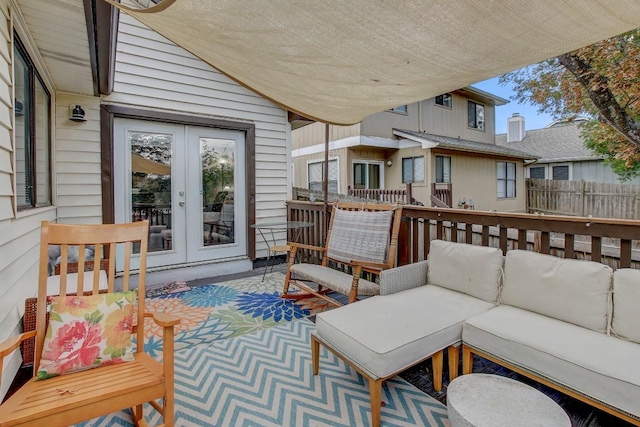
[201,138,235,247]
[368,164,381,189]
[129,132,173,253]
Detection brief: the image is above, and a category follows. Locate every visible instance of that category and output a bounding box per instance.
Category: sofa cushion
[427,240,503,303]
[290,264,380,296]
[315,285,495,379]
[612,268,640,344]
[463,305,640,419]
[501,250,612,333]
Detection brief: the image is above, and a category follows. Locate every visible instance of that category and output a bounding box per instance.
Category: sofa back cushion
[502,250,612,333]
[612,269,640,343]
[427,240,503,303]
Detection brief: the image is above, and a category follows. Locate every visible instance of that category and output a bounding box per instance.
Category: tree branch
[558,53,640,149]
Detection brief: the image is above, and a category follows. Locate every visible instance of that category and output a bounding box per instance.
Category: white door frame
[114,119,248,269]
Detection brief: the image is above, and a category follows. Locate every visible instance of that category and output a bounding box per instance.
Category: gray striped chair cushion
[326,208,394,264]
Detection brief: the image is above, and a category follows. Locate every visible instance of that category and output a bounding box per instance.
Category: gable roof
[495,122,602,163]
[394,129,537,160]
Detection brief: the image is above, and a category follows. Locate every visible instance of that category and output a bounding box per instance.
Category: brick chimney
[507,113,525,142]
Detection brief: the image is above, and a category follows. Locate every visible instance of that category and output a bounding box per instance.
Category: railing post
[406,182,412,204]
[397,216,411,266]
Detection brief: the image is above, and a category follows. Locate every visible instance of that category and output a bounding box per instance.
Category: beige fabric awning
[108,0,640,125]
[131,153,171,175]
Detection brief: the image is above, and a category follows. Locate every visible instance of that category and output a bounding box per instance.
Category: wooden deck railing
[347,186,409,204]
[287,200,640,270]
[431,183,452,208]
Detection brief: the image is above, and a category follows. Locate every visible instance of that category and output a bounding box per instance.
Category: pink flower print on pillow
[37,291,136,380]
[40,320,102,375]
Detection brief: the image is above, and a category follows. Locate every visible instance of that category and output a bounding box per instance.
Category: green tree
[501,29,640,180]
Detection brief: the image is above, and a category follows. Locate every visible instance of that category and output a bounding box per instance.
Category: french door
[114,119,247,269]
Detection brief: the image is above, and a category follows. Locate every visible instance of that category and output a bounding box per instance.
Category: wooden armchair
[282,201,402,306]
[0,221,180,427]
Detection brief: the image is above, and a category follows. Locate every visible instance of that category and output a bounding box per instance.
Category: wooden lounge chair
[0,221,179,427]
[282,201,402,306]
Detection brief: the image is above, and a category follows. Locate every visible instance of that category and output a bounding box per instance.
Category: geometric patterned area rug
[139,271,335,357]
[76,319,449,426]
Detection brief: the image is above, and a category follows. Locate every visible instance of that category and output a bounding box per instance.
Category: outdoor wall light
[386,159,393,167]
[69,104,87,122]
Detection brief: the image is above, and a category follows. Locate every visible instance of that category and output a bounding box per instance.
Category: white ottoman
[447,374,571,427]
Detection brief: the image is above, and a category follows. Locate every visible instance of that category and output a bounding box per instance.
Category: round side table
[447,374,571,427]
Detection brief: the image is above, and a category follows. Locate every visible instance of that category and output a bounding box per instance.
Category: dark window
[435,156,451,183]
[435,93,452,108]
[14,35,51,210]
[468,100,485,130]
[353,162,381,189]
[402,156,425,183]
[529,167,546,179]
[497,161,516,198]
[552,165,569,180]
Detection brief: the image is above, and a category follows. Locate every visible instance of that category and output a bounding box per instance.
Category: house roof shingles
[495,123,601,163]
[396,129,537,160]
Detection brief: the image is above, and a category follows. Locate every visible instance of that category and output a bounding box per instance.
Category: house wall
[55,94,102,224]
[569,160,640,185]
[420,92,496,144]
[387,146,430,204]
[292,148,347,193]
[292,121,361,149]
[105,14,290,257]
[361,105,419,139]
[359,91,497,145]
[0,1,59,399]
[432,149,526,212]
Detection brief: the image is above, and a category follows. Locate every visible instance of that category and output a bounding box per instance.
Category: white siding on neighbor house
[105,15,289,257]
[571,160,640,185]
[55,94,103,224]
[0,0,58,400]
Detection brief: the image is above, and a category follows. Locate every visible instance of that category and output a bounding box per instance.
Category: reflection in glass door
[130,132,173,253]
[201,138,235,247]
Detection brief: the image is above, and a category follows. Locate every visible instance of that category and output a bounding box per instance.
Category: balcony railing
[287,200,640,270]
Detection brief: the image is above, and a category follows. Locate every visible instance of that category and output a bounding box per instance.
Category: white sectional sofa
[462,249,640,426]
[312,240,504,427]
[311,240,640,427]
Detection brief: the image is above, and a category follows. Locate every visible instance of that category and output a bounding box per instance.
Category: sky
[471,77,554,134]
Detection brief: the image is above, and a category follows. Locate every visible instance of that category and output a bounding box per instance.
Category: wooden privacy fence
[527,178,640,220]
[287,200,640,270]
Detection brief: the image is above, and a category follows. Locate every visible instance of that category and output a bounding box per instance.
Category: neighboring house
[0,0,292,398]
[292,87,536,211]
[496,114,640,184]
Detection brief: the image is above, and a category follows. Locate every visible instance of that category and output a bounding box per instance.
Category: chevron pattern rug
[77,319,449,426]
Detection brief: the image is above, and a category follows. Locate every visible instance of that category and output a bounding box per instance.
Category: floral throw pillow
[36,291,137,380]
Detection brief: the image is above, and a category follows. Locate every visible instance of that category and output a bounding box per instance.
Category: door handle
[179,201,185,207]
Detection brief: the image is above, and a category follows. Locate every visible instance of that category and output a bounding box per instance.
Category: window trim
[467,100,485,131]
[434,93,452,109]
[352,159,384,189]
[497,161,517,199]
[307,157,340,193]
[528,165,547,179]
[551,163,572,181]
[434,155,451,183]
[402,156,425,184]
[14,33,52,211]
